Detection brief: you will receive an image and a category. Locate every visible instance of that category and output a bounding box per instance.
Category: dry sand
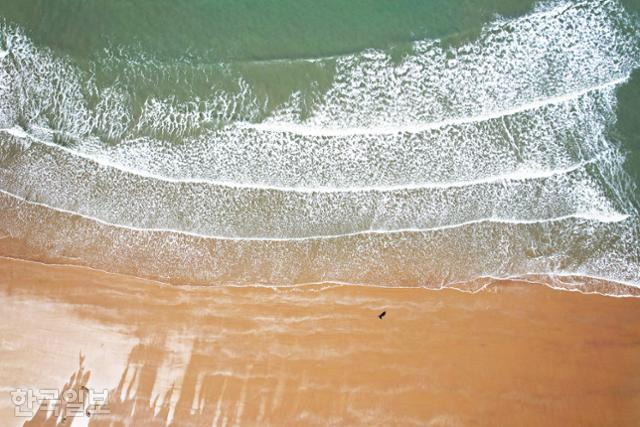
[0,255,639,426]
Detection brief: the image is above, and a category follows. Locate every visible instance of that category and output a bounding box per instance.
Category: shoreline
[3,253,640,300]
[1,234,638,298]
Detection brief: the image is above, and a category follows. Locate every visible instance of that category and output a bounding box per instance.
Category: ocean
[0,0,639,294]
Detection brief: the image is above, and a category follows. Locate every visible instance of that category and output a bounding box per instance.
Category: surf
[0,0,638,294]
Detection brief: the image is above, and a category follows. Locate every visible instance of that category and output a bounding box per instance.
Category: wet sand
[1,256,639,426]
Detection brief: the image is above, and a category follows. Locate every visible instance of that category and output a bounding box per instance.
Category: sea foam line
[0,133,608,195]
[243,76,628,136]
[0,75,625,194]
[0,188,629,241]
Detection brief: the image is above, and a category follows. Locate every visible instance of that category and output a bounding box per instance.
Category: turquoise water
[0,0,639,293]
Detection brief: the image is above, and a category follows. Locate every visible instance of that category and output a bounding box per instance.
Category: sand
[0,255,639,426]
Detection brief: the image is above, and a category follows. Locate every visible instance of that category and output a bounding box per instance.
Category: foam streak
[245,77,629,136]
[0,188,629,241]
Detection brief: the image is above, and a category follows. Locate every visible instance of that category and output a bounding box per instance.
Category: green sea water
[0,0,639,291]
[0,0,540,60]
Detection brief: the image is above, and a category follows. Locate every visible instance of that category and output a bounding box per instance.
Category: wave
[1,86,620,189]
[267,0,639,130]
[244,77,629,136]
[1,190,638,290]
[0,188,629,241]
[1,0,637,143]
[0,130,627,238]
[0,126,612,192]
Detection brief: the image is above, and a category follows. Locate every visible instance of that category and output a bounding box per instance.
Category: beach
[1,254,639,425]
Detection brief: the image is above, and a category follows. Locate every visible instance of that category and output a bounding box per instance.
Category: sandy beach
[1,255,639,426]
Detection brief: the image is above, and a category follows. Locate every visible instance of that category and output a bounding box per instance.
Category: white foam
[0,130,626,238]
[4,87,618,190]
[2,189,639,290]
[0,188,629,241]
[0,126,608,192]
[244,77,629,136]
[2,0,636,190]
[289,0,639,131]
[2,126,26,138]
